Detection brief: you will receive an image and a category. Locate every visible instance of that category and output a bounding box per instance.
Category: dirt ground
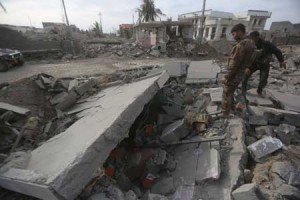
[0,54,187,84]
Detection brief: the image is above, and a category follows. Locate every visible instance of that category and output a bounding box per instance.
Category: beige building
[178,9,272,41]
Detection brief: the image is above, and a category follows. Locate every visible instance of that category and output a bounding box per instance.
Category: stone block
[249,115,268,126]
[276,184,300,200]
[247,136,283,162]
[274,124,296,145]
[160,119,189,143]
[50,92,69,105]
[196,143,220,183]
[55,90,78,111]
[232,183,260,200]
[75,79,97,96]
[255,126,273,137]
[151,177,175,195]
[289,172,300,189]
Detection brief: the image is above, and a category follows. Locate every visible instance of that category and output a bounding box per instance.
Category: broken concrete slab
[266,89,300,113]
[75,79,97,96]
[173,148,198,187]
[0,72,169,200]
[246,89,273,107]
[185,60,220,84]
[249,106,300,127]
[0,102,30,115]
[232,183,261,200]
[271,161,295,182]
[203,87,223,102]
[196,142,220,183]
[163,62,188,77]
[55,90,78,111]
[193,119,247,200]
[247,136,283,162]
[68,79,78,92]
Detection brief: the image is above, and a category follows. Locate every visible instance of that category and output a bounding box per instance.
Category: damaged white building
[178,9,272,41]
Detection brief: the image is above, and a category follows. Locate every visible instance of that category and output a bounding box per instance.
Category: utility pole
[61,0,75,54]
[99,12,103,34]
[199,0,206,44]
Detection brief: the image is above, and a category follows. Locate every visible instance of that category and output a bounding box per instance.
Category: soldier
[221,23,256,116]
[242,31,286,95]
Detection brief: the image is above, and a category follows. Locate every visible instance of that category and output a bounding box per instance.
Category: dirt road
[0,56,185,83]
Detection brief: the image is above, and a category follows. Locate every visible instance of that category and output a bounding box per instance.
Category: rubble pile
[231,49,300,200]
[166,39,219,59]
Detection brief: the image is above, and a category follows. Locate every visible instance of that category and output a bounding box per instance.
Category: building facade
[178,9,272,41]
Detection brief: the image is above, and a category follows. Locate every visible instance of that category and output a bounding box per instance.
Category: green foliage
[93,21,102,37]
[137,0,165,22]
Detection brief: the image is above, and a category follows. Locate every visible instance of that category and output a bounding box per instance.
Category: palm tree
[0,2,7,13]
[136,0,165,22]
[93,21,102,37]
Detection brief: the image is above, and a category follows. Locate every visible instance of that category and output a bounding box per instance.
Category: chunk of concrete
[75,79,97,96]
[172,185,195,200]
[142,193,168,200]
[50,92,69,105]
[249,115,268,126]
[289,172,300,189]
[0,73,169,200]
[232,183,260,200]
[0,102,30,115]
[276,184,300,200]
[246,89,273,107]
[160,119,189,143]
[68,79,79,92]
[274,124,296,145]
[203,87,223,102]
[186,60,220,84]
[151,177,175,195]
[163,62,188,77]
[89,193,110,200]
[125,190,138,200]
[266,89,300,113]
[255,126,273,137]
[247,136,283,162]
[196,143,220,183]
[271,161,295,182]
[55,90,78,111]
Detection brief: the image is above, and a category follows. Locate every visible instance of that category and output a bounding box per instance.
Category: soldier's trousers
[221,71,244,114]
[242,64,270,94]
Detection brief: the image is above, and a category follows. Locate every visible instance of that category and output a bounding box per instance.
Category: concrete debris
[266,89,300,113]
[184,112,209,134]
[125,190,138,200]
[289,172,300,189]
[246,88,274,107]
[271,161,295,182]
[0,72,169,200]
[89,193,110,200]
[232,183,261,200]
[274,124,296,145]
[248,115,268,126]
[163,62,188,77]
[160,119,190,143]
[203,87,223,102]
[107,185,125,200]
[275,184,300,200]
[185,60,220,84]
[172,185,195,200]
[151,177,175,195]
[0,102,30,115]
[255,126,273,137]
[247,136,283,162]
[142,193,168,200]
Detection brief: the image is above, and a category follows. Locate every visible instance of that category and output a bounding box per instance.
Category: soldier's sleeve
[227,41,250,79]
[265,41,284,63]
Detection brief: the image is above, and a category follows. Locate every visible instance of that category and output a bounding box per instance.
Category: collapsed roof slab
[185,60,220,84]
[0,72,169,200]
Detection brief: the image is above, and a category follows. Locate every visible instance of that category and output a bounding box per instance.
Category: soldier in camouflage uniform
[242,31,285,95]
[221,23,256,115]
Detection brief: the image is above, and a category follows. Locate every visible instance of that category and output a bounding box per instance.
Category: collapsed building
[0,50,300,200]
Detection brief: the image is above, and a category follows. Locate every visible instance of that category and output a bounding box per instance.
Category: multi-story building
[178,9,272,41]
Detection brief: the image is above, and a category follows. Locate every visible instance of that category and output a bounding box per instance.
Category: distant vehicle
[0,48,25,72]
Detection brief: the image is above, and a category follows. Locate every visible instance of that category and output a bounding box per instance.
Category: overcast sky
[0,0,299,32]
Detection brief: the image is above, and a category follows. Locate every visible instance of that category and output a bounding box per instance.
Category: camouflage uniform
[221,37,256,114]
